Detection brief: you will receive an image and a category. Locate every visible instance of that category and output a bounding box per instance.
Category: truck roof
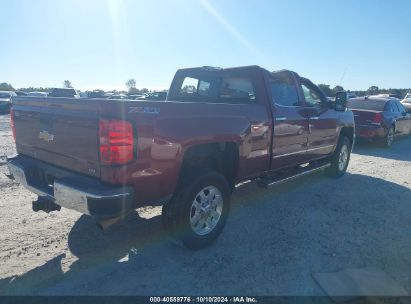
[177,65,298,78]
[177,65,263,73]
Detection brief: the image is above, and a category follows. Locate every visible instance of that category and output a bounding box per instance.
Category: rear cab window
[170,69,257,104]
[179,77,212,97]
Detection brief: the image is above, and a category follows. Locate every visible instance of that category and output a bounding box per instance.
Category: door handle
[276,116,287,121]
[310,117,320,120]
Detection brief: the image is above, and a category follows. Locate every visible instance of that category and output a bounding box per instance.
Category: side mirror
[335,91,347,111]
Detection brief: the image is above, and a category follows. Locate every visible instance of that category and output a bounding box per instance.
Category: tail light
[99,119,134,165]
[372,113,382,124]
[10,108,16,141]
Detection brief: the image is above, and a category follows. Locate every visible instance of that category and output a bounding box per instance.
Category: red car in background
[348,96,411,147]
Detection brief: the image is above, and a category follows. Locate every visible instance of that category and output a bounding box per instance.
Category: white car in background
[27,92,48,97]
[401,93,411,113]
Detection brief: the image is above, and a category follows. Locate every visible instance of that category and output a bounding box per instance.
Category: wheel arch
[339,126,354,148]
[179,142,239,189]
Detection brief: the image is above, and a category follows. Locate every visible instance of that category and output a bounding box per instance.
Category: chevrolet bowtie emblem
[39,130,54,142]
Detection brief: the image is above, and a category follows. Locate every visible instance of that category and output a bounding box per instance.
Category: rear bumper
[355,124,386,139]
[7,155,134,220]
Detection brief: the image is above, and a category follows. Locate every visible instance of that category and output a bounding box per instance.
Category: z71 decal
[128,106,160,114]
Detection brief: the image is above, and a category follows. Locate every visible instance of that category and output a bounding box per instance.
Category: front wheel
[326,136,351,178]
[162,169,231,250]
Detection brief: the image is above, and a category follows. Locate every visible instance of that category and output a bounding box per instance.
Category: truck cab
[168,67,354,174]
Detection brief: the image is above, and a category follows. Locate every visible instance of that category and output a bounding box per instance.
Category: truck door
[299,78,337,158]
[270,71,309,169]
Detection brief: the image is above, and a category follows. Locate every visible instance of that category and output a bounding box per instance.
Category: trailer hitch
[32,196,61,213]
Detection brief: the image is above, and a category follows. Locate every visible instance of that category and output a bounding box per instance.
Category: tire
[326,136,351,178]
[382,126,395,148]
[162,168,231,250]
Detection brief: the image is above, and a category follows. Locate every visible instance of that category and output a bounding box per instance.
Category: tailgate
[13,97,102,178]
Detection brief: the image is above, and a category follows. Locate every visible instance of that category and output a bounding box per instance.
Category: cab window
[270,73,299,107]
[300,80,324,107]
[219,77,256,102]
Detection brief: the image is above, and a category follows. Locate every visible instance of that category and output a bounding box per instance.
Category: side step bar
[258,163,331,189]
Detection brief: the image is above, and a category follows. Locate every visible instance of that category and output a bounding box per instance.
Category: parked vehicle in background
[348,96,411,147]
[401,93,411,113]
[48,88,80,98]
[0,91,16,113]
[15,91,28,96]
[107,94,127,99]
[376,93,402,99]
[7,65,354,250]
[85,91,107,99]
[327,92,354,104]
[139,91,167,101]
[27,92,48,97]
[127,94,145,100]
[347,92,357,99]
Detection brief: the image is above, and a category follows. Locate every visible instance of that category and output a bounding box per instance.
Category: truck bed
[11,96,271,204]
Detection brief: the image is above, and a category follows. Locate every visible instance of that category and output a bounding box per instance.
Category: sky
[1,0,411,91]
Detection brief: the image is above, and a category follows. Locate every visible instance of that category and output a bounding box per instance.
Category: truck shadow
[353,136,411,162]
[0,212,167,295]
[1,172,410,296]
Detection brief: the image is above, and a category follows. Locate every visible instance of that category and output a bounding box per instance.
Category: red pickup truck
[7,66,354,249]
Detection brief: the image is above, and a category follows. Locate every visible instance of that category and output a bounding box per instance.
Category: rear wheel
[326,136,351,178]
[162,168,231,250]
[382,126,395,148]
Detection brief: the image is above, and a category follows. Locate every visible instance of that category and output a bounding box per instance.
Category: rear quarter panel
[99,100,271,205]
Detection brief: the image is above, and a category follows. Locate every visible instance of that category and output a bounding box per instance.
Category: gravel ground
[0,113,410,297]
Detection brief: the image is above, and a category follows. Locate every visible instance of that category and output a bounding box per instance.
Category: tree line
[1,79,409,98]
[318,84,410,98]
[0,78,155,95]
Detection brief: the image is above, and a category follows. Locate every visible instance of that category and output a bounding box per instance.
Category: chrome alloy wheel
[189,186,223,236]
[338,144,349,171]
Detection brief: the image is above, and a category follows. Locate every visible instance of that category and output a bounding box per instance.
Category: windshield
[347,99,386,111]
